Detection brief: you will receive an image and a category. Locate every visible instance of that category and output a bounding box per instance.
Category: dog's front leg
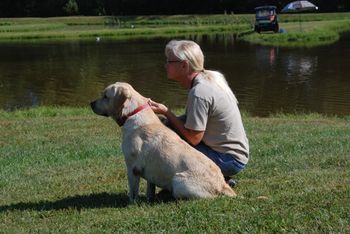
[127,169,140,203]
[146,182,156,202]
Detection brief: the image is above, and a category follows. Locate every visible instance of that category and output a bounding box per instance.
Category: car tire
[255,26,261,34]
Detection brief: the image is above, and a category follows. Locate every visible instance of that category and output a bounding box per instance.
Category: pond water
[0,33,350,116]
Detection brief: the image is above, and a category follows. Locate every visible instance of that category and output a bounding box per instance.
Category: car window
[257,10,269,17]
[256,9,275,17]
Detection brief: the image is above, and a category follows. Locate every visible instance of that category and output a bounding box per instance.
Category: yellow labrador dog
[91,82,236,203]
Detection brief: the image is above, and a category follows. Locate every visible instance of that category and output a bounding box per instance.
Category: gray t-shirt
[184,73,249,164]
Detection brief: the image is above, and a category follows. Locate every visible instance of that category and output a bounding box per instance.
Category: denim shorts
[194,143,246,176]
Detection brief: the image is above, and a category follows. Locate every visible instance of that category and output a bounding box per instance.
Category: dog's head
[90,82,132,126]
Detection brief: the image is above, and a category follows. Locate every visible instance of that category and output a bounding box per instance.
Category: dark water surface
[1,33,350,116]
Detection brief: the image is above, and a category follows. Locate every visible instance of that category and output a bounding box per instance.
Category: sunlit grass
[1,13,350,47]
[0,15,250,41]
[279,12,350,22]
[0,24,249,41]
[240,19,350,47]
[1,107,349,232]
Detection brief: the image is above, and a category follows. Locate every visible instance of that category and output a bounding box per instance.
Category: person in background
[148,40,249,187]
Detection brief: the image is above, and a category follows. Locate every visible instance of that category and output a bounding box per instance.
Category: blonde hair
[165,40,237,103]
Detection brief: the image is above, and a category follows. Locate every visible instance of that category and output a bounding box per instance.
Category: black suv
[254,6,279,33]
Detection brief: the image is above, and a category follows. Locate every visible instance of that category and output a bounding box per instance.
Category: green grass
[278,12,350,22]
[238,12,350,47]
[0,15,251,41]
[1,107,349,233]
[240,19,350,47]
[1,13,350,47]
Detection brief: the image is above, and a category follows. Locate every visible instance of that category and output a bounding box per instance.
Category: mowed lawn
[1,13,350,47]
[0,107,349,233]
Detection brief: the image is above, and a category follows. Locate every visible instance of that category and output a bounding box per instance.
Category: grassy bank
[238,12,350,47]
[0,15,251,41]
[1,107,349,233]
[1,13,350,47]
[240,18,350,47]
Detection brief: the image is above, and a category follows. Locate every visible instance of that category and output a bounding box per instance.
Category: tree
[77,0,106,16]
[63,0,79,15]
[0,0,349,17]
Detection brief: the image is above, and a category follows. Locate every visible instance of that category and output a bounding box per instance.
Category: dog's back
[124,117,237,199]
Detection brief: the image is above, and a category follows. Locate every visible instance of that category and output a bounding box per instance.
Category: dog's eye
[103,94,107,99]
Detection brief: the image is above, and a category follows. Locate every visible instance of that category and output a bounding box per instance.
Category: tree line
[1,0,349,17]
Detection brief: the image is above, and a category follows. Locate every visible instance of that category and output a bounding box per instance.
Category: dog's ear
[115,86,131,105]
[106,85,119,98]
[113,86,131,126]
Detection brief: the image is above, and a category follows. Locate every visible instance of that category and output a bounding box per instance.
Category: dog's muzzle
[90,101,108,117]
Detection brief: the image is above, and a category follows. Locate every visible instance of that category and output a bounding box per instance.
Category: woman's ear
[182,60,191,72]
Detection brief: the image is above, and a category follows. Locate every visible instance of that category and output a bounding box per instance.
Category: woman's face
[165,56,184,82]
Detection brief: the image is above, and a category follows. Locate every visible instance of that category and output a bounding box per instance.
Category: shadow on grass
[0,191,176,212]
[0,192,128,212]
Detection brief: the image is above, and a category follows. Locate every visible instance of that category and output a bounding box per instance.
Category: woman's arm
[148,100,204,145]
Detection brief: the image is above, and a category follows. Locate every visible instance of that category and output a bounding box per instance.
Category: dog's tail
[221,183,237,197]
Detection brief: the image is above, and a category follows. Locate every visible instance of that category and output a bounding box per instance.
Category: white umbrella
[281,1,318,31]
[281,0,318,13]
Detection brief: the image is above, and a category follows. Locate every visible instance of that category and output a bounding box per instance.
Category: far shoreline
[0,13,350,47]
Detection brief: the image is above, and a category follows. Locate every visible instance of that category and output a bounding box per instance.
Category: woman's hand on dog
[148,99,169,116]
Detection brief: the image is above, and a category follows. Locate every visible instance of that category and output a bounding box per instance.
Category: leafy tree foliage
[63,0,79,15]
[0,0,349,17]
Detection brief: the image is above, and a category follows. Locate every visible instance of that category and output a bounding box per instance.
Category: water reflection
[284,55,317,85]
[255,46,278,68]
[0,33,350,116]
